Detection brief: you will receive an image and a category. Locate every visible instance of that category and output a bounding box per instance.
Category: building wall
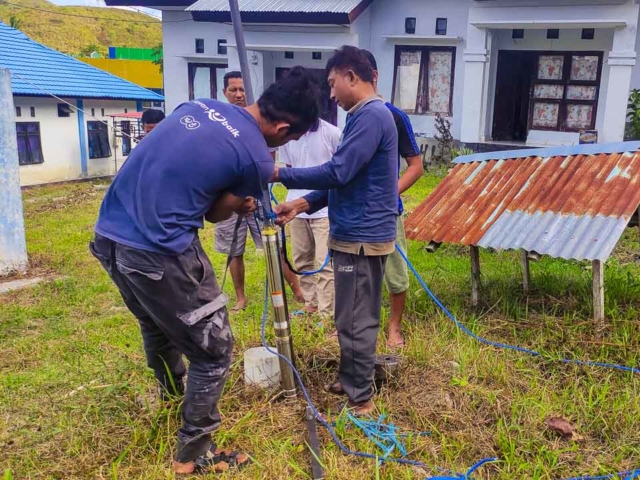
[80,58,164,90]
[14,97,80,186]
[83,99,138,177]
[159,0,639,144]
[368,0,471,139]
[486,28,616,145]
[15,97,136,186]
[162,10,231,113]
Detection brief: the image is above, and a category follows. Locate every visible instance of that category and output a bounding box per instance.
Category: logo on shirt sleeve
[180,115,201,130]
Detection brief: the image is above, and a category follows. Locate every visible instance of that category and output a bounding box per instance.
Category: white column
[601,25,637,143]
[0,68,28,275]
[601,51,636,143]
[460,26,490,144]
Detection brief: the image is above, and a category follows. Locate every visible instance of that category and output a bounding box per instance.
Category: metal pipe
[228,1,296,396]
[261,218,297,397]
[305,406,324,479]
[228,0,255,105]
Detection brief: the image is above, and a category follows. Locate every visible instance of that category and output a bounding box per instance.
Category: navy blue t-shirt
[95,99,274,255]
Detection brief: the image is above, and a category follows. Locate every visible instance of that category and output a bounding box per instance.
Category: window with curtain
[530,52,602,132]
[87,121,111,159]
[16,122,44,166]
[392,46,455,115]
[188,63,224,100]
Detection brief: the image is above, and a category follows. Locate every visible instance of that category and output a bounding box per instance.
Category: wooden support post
[470,246,480,307]
[521,249,530,292]
[592,259,605,322]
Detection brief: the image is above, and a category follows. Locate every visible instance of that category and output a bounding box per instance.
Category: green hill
[0,0,161,56]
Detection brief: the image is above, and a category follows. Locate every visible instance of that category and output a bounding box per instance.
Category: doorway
[492,51,537,142]
[276,67,338,126]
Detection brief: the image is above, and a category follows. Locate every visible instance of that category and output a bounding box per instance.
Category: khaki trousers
[289,217,334,316]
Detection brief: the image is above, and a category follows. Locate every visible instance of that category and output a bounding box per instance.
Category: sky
[48,0,161,19]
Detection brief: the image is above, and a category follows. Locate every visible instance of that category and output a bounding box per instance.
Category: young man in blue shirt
[90,67,320,475]
[215,71,304,312]
[273,46,399,415]
[362,50,424,349]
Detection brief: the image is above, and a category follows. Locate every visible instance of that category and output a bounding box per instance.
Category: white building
[0,23,164,186]
[104,0,640,148]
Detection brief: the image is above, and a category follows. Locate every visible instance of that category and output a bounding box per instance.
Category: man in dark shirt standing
[215,71,304,311]
[273,47,398,415]
[90,67,320,475]
[362,50,424,348]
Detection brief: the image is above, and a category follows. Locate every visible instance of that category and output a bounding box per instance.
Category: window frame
[188,62,224,100]
[16,122,44,166]
[528,51,603,133]
[390,45,456,117]
[87,120,112,159]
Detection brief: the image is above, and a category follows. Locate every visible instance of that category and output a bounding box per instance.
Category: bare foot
[305,305,318,314]
[348,399,376,416]
[231,298,247,313]
[173,460,195,474]
[387,328,405,349]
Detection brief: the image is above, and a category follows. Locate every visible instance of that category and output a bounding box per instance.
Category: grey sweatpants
[333,250,388,405]
[90,233,233,463]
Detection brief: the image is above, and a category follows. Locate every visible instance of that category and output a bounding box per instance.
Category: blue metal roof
[0,23,163,101]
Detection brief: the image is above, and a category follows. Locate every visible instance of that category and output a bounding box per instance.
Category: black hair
[361,49,378,72]
[141,108,165,125]
[257,66,320,134]
[325,45,374,84]
[223,71,242,90]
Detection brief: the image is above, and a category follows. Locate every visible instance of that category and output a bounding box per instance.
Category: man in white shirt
[279,118,341,317]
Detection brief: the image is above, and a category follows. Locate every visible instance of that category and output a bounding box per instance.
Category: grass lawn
[1,172,640,479]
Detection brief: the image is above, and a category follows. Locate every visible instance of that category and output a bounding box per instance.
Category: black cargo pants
[90,233,233,462]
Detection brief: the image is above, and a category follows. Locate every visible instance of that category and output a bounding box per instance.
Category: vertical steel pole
[228,0,297,396]
[261,208,297,397]
[228,0,255,105]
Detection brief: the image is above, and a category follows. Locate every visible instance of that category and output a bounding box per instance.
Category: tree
[79,43,101,58]
[9,16,23,30]
[627,89,640,140]
[433,112,454,164]
[151,42,163,74]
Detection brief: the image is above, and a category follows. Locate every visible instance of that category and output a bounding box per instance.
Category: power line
[0,0,191,24]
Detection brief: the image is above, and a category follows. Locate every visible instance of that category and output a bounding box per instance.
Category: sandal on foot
[194,447,252,474]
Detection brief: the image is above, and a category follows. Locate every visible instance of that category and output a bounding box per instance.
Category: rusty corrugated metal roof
[405,141,640,261]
